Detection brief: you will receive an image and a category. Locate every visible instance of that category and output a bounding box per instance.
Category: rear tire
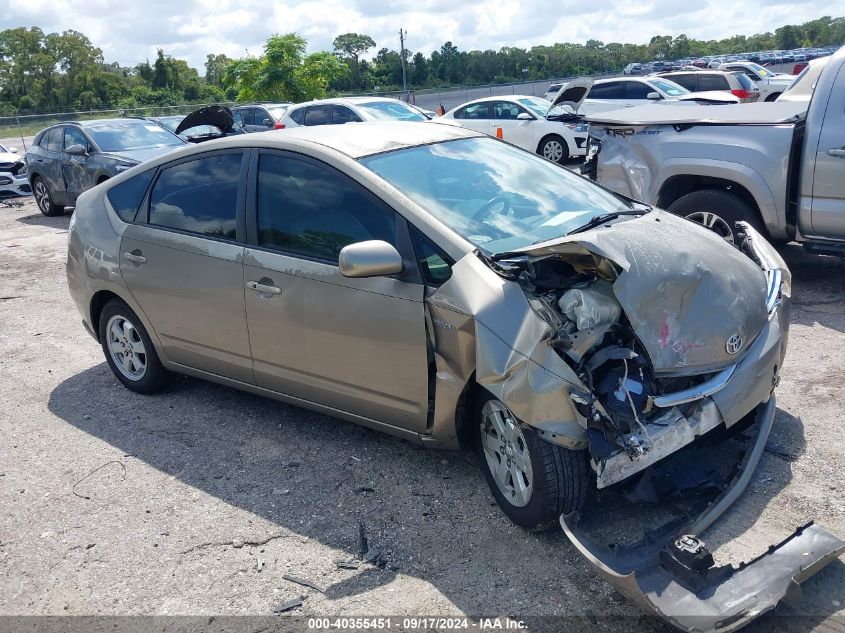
[98,299,168,394]
[538,135,570,164]
[667,189,763,243]
[474,393,587,531]
[32,176,64,216]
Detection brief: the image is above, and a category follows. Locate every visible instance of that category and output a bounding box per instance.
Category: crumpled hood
[515,210,769,374]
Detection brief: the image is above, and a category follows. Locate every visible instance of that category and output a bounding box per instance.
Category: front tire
[538,135,569,164]
[667,189,763,243]
[98,299,168,394]
[475,395,587,531]
[32,176,64,216]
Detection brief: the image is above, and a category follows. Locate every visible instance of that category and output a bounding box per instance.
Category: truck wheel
[667,189,763,244]
[475,394,587,531]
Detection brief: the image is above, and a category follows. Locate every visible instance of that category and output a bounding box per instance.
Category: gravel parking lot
[1,196,843,631]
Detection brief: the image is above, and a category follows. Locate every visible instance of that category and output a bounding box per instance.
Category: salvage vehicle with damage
[584,44,845,253]
[65,122,843,631]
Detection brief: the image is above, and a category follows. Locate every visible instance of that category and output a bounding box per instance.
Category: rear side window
[289,107,306,125]
[304,105,331,126]
[698,74,730,91]
[257,153,396,262]
[148,152,243,239]
[107,170,155,222]
[589,81,624,100]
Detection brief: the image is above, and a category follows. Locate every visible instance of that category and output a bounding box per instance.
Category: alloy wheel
[106,315,147,381]
[34,180,50,214]
[480,400,534,507]
[686,211,735,243]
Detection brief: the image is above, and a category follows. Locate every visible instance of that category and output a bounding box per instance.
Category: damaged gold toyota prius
[67,122,842,631]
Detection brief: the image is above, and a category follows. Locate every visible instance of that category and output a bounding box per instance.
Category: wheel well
[89,290,122,341]
[537,133,566,154]
[97,175,110,184]
[454,374,478,450]
[765,92,781,102]
[657,175,761,220]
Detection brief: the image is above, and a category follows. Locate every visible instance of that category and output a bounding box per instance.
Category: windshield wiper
[567,208,650,236]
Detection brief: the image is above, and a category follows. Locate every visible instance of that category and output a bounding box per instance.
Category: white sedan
[437,95,588,163]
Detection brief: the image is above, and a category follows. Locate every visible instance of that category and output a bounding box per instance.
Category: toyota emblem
[725,333,743,355]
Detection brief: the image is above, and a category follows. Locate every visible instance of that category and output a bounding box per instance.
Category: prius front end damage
[424,209,841,630]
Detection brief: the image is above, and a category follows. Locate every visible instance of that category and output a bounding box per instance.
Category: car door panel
[455,102,493,134]
[243,250,429,430]
[119,150,254,382]
[120,226,253,381]
[243,150,429,432]
[810,60,845,238]
[62,127,92,202]
[491,101,534,150]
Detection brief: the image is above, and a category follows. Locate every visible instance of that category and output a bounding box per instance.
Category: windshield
[360,137,632,254]
[518,96,573,118]
[87,121,183,152]
[649,78,689,96]
[356,101,426,121]
[156,117,183,133]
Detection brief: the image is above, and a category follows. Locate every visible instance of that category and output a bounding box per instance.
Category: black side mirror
[263,118,273,127]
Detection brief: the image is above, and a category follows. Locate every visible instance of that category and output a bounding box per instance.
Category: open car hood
[175,105,234,135]
[549,77,593,113]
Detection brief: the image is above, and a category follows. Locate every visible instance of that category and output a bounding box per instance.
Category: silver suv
[655,70,760,102]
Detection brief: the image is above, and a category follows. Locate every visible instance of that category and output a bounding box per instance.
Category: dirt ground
[1,196,843,631]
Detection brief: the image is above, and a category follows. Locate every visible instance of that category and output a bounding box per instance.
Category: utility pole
[399,28,408,102]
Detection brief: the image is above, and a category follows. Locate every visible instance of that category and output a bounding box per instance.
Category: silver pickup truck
[583,45,845,254]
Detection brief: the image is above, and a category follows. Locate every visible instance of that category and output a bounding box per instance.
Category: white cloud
[0,0,836,71]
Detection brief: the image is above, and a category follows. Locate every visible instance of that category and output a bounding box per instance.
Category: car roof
[139,121,481,160]
[287,96,410,110]
[451,95,540,105]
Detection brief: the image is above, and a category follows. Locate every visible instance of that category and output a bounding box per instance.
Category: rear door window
[304,105,331,126]
[332,105,361,124]
[668,74,698,91]
[148,152,243,239]
[588,81,624,100]
[45,128,63,153]
[456,103,492,120]
[624,81,653,99]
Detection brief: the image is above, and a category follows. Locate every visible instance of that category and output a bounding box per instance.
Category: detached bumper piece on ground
[561,399,845,633]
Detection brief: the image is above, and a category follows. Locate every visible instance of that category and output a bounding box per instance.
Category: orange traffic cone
[495,127,503,139]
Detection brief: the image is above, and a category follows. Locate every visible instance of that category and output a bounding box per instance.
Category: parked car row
[622,45,839,75]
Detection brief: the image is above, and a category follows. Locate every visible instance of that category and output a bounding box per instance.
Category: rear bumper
[564,398,845,632]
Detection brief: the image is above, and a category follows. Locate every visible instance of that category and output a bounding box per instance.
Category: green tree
[224,33,347,102]
[332,33,375,89]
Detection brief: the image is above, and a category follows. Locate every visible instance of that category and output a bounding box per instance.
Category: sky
[1,0,835,71]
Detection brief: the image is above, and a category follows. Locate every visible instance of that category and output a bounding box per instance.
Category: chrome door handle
[122,252,146,264]
[247,281,281,294]
[828,148,845,158]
